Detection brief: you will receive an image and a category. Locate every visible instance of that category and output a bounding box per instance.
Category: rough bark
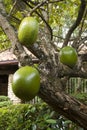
[0,1,87,129]
[38,68,87,129]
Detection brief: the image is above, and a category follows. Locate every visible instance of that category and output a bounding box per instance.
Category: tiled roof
[0,48,17,62]
[0,47,37,66]
[0,47,36,62]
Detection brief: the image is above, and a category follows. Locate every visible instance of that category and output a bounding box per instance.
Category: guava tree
[0,0,87,129]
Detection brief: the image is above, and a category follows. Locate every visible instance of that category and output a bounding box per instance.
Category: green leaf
[32,124,37,130]
[47,127,52,130]
[31,107,36,113]
[45,119,57,124]
[64,120,72,124]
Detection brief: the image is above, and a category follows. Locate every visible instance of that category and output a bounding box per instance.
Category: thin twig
[8,0,17,16]
[30,0,48,15]
[63,0,86,47]
[29,0,64,15]
[48,0,64,3]
[26,0,64,4]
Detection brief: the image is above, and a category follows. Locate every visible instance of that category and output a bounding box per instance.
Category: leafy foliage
[0,27,11,51]
[0,101,12,108]
[0,96,12,108]
[73,93,87,104]
[3,0,82,39]
[0,96,10,102]
[0,99,83,130]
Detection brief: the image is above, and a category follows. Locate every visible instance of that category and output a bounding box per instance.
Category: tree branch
[0,2,49,65]
[39,83,87,129]
[48,0,64,3]
[78,6,87,37]
[60,65,87,78]
[29,0,64,15]
[38,65,87,129]
[0,2,33,66]
[30,0,48,15]
[26,0,64,4]
[63,0,86,46]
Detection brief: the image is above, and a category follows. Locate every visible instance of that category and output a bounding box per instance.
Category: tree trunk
[38,61,87,129]
[39,74,87,129]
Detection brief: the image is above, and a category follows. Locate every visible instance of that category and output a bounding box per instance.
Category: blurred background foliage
[0,96,84,130]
